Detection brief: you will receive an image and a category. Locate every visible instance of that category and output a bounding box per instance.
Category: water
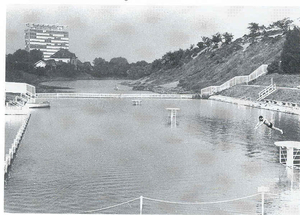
[39,79,155,94]
[4,80,300,214]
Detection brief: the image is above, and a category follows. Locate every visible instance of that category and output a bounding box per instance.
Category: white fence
[201,64,268,96]
[257,83,277,101]
[36,93,194,99]
[5,114,31,175]
[5,82,36,97]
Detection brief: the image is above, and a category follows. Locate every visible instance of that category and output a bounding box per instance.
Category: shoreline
[209,95,300,115]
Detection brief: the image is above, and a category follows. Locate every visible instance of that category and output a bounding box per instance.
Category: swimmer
[254,116,283,134]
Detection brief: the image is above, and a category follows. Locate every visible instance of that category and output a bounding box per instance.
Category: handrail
[201,65,268,96]
[258,84,275,97]
[257,83,276,101]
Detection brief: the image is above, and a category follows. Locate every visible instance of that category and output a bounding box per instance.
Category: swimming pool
[4,80,300,214]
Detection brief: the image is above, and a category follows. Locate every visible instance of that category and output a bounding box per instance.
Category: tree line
[5,49,84,82]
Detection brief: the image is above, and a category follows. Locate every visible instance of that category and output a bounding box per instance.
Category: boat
[26,101,50,108]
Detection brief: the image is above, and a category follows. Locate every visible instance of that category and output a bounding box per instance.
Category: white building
[25,23,69,60]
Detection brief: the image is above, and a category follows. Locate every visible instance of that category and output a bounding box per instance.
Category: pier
[4,114,31,176]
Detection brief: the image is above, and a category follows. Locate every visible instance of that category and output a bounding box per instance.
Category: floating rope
[143,193,260,205]
[81,192,274,213]
[82,197,140,213]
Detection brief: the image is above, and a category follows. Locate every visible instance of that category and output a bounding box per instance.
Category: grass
[220,73,300,104]
[250,73,300,88]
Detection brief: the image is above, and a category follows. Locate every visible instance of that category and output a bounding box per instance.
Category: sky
[4,1,300,64]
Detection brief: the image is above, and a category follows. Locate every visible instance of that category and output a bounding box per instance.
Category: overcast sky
[5,1,300,63]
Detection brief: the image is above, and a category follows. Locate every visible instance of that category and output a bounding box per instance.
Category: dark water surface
[4,80,300,214]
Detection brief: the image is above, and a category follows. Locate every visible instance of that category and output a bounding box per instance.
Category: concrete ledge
[209,95,300,115]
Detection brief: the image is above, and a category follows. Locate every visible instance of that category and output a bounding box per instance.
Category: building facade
[24,23,69,60]
[49,49,78,69]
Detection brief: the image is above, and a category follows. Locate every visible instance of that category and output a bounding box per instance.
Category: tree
[56,62,76,77]
[151,59,162,71]
[12,49,31,72]
[13,49,29,63]
[93,57,107,66]
[197,41,205,49]
[29,49,43,64]
[6,54,15,71]
[93,57,109,76]
[211,33,222,48]
[248,22,260,37]
[222,32,234,44]
[270,18,293,33]
[201,36,212,47]
[267,60,281,74]
[281,27,300,74]
[161,49,185,68]
[127,61,151,79]
[109,57,129,77]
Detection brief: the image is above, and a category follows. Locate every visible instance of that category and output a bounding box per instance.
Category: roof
[50,49,76,59]
[34,60,46,66]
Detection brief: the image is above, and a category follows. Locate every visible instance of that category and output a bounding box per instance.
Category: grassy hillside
[126,30,286,94]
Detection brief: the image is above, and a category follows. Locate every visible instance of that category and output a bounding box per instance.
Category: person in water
[254,116,283,134]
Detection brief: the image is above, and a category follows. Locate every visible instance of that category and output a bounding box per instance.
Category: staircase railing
[257,83,277,101]
[200,64,268,97]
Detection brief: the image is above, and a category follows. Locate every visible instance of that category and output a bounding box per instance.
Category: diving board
[274,141,300,169]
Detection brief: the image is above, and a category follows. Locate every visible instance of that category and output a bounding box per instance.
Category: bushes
[281,27,300,74]
[267,60,281,74]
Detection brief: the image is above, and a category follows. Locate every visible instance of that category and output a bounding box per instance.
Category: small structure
[49,49,78,69]
[274,141,300,169]
[132,100,142,106]
[5,82,36,97]
[34,60,47,68]
[5,82,36,115]
[166,108,180,128]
